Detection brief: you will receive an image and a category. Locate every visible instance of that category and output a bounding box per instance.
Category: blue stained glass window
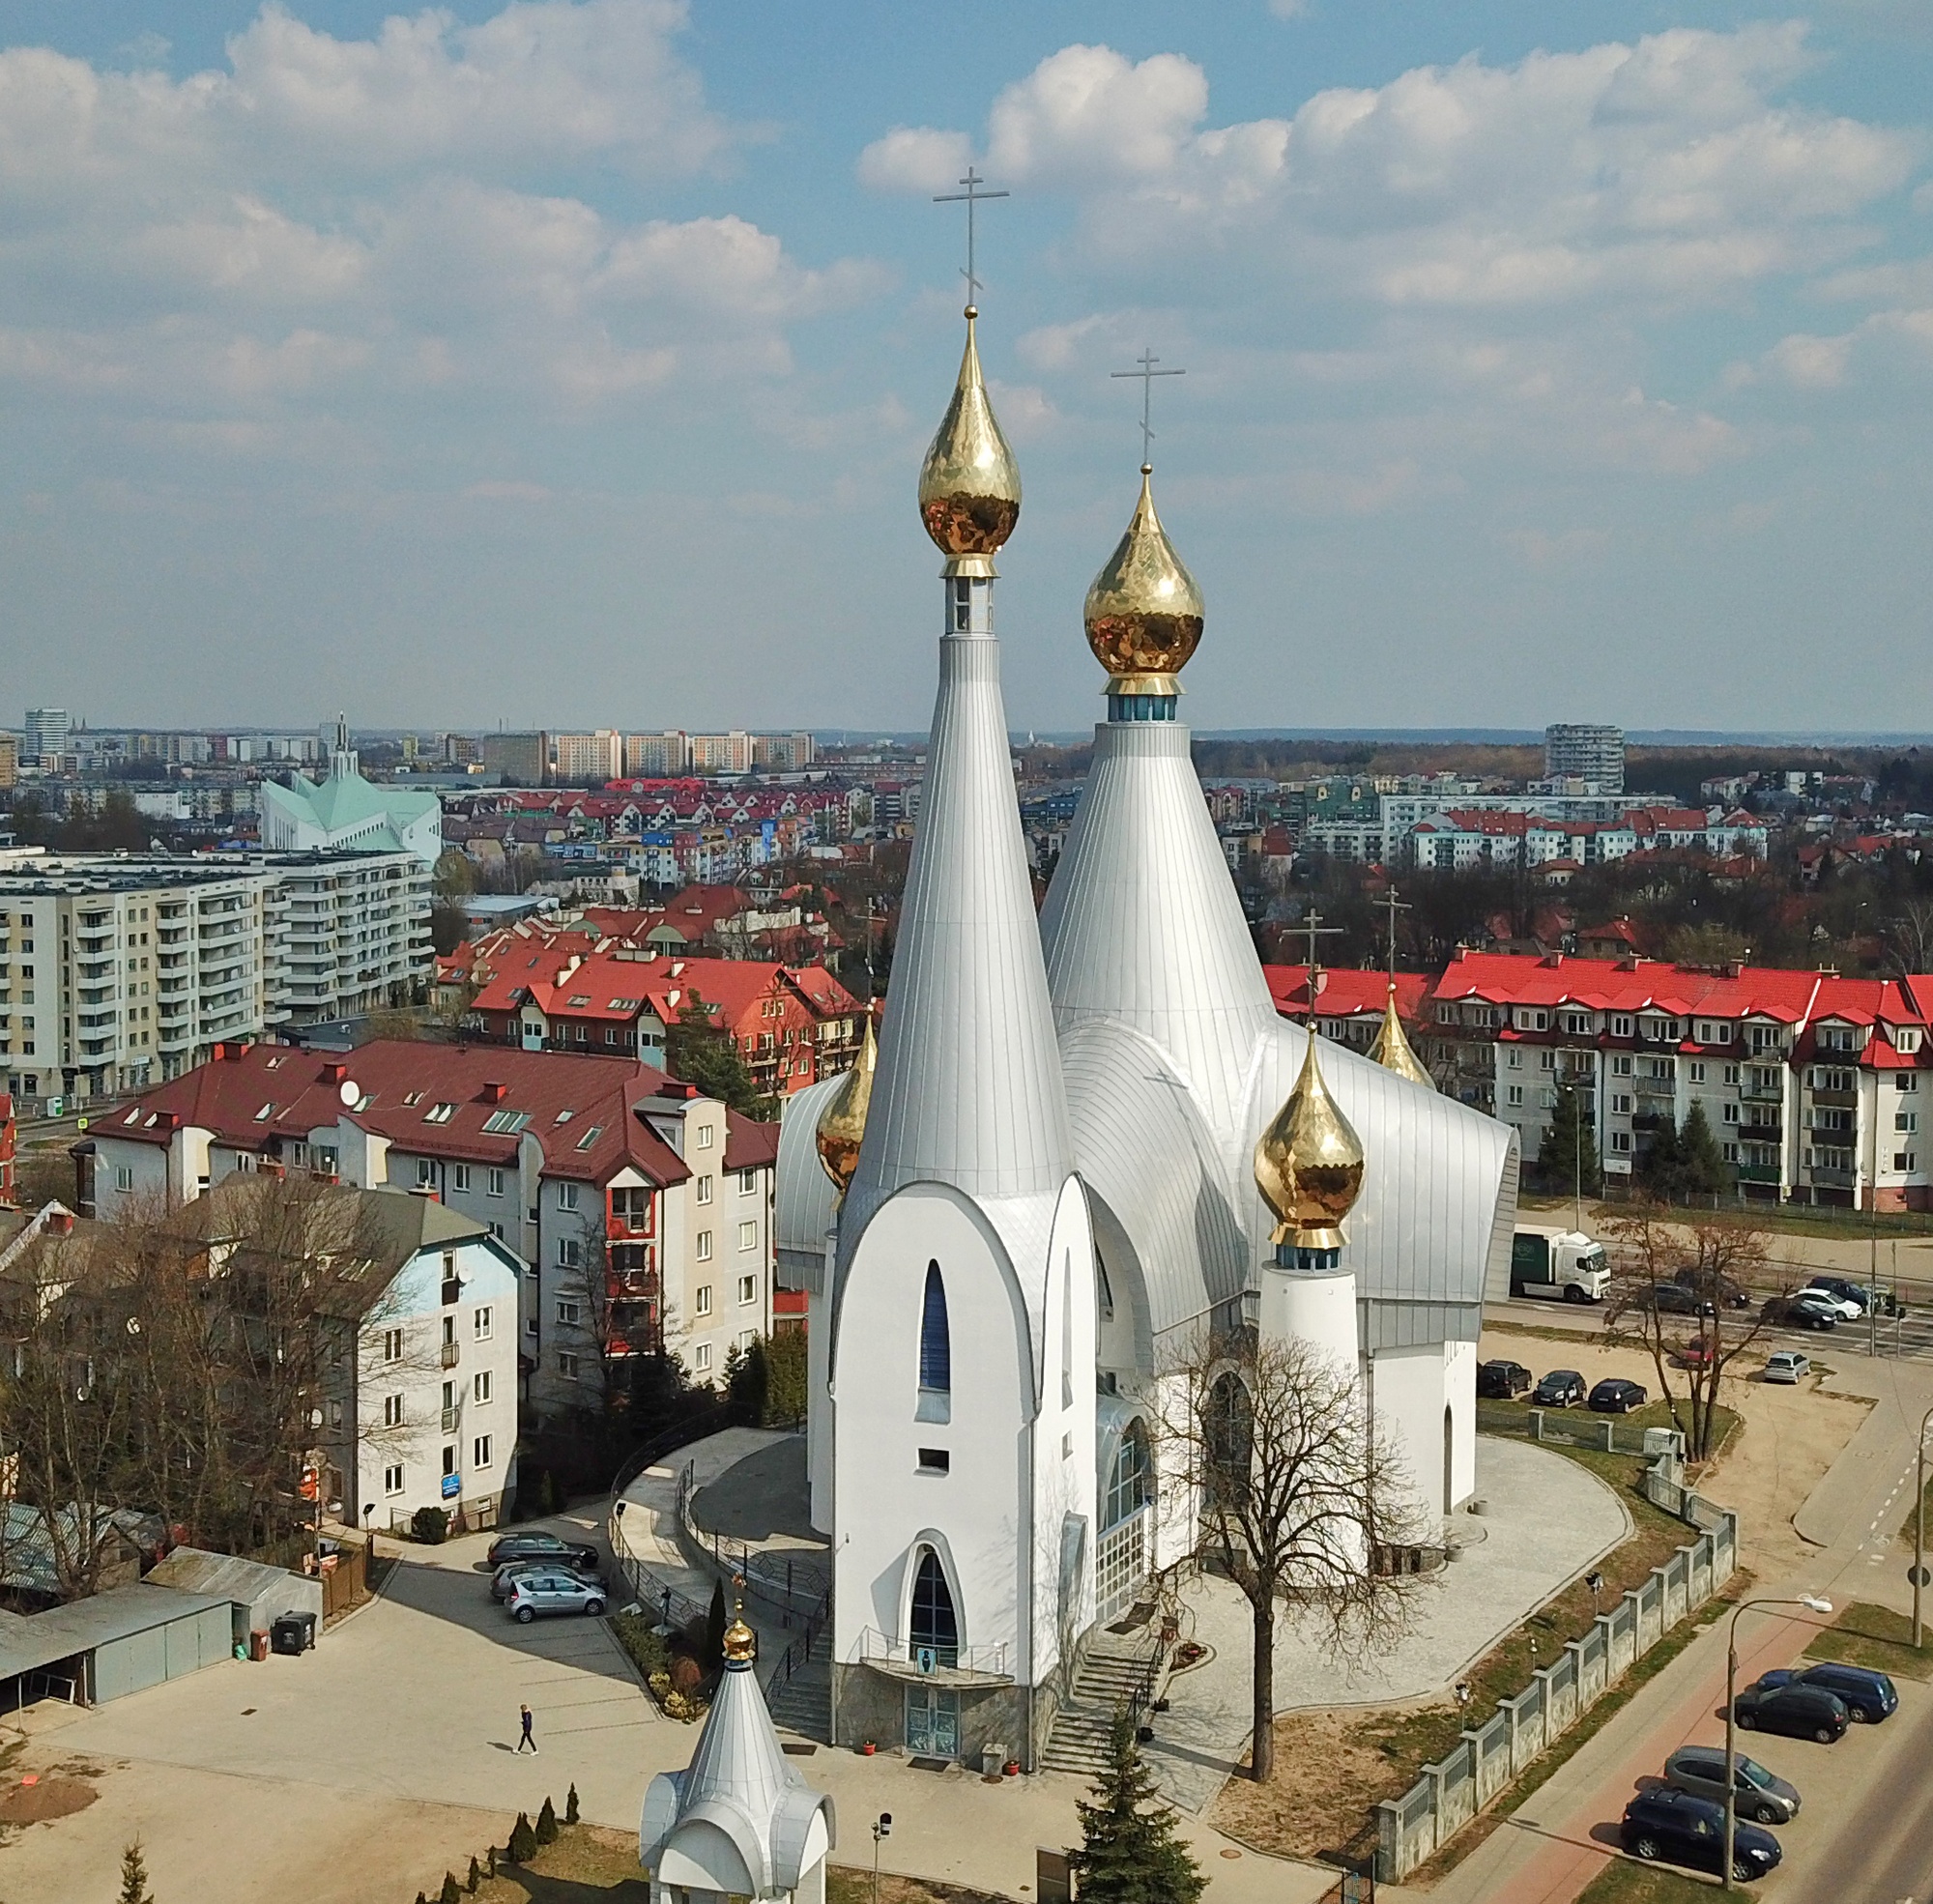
[918,1260,951,1393]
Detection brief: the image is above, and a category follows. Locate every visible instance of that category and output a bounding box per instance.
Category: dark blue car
[1620,1788,1781,1883]
[1759,1661,1897,1723]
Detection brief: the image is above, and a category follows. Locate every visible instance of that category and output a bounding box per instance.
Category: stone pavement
[1145,1436,1630,1813]
[1414,1351,1933,1904]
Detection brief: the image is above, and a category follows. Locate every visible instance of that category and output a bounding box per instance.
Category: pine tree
[440,1874,462,1904]
[1638,1115,1687,1199]
[706,1578,728,1668]
[485,1847,497,1881]
[565,1784,581,1826]
[535,1796,560,1846]
[665,993,768,1117]
[1535,1084,1601,1197]
[119,1843,156,1904]
[506,1813,537,1863]
[1068,1711,1205,1904]
[1677,1102,1727,1197]
[466,1855,482,1894]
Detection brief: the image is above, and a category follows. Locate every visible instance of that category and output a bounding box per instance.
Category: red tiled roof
[1431,952,1828,1024]
[1264,966,1430,1021]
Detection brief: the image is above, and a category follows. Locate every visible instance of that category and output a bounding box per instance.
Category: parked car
[1676,1339,1717,1370]
[1762,1350,1810,1385]
[1532,1370,1587,1408]
[486,1531,600,1572]
[1478,1360,1534,1399]
[1619,1788,1781,1883]
[1663,1745,1802,1825]
[1589,1378,1648,1413]
[1732,1677,1851,1742]
[1767,1290,1841,1332]
[505,1571,608,1623]
[1759,1661,1897,1723]
[492,1559,608,1602]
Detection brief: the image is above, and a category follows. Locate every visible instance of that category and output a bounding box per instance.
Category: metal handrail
[675,1446,829,1620]
[603,1410,729,1634]
[764,1583,834,1707]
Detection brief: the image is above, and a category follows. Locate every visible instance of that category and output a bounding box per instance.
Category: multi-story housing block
[82,1041,779,1414]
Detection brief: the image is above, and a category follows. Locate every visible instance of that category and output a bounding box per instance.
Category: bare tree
[1884,897,1933,975]
[1148,1329,1426,1782]
[1601,1208,1774,1461]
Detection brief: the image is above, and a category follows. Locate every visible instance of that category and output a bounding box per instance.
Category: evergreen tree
[1638,1116,1687,1199]
[535,1797,560,1846]
[1068,1711,1205,1904]
[506,1813,537,1863]
[1677,1102,1728,1197]
[725,1337,768,1423]
[665,992,768,1118]
[466,1855,482,1894]
[705,1578,729,1668]
[119,1843,156,1904]
[565,1784,581,1826]
[440,1873,462,1904]
[1535,1085,1601,1197]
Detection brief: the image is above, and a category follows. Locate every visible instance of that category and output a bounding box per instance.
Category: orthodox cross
[1297,908,1345,1004]
[933,168,1009,304]
[1379,886,1412,981]
[1111,348,1185,465]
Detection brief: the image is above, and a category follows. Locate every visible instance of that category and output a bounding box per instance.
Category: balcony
[1742,1080,1785,1103]
[1810,1166,1859,1190]
[1810,1087,1860,1109]
[440,1341,460,1369]
[1737,1163,1782,1184]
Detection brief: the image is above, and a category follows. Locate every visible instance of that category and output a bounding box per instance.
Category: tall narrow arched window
[1103,1424,1151,1533]
[909,1546,960,1666]
[1205,1372,1253,1512]
[918,1260,951,1392]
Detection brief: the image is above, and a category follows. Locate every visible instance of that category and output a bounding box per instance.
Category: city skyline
[1,3,1931,733]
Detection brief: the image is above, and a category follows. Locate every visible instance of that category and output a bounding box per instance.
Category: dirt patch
[0,1772,99,1826]
[1212,1706,1408,1864]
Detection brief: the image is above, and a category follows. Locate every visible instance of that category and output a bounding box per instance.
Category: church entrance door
[905,1686,960,1759]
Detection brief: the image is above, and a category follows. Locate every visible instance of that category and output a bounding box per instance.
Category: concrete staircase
[766,1620,832,1742]
[1040,1631,1164,1776]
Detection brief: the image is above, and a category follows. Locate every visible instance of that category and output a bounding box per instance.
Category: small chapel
[773,296,1518,1768]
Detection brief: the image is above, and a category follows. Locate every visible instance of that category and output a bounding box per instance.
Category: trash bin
[271,1610,317,1656]
[248,1630,271,1661]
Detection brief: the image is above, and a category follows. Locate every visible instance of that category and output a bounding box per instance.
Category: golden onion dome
[1370,983,1434,1091]
[917,307,1021,572]
[1083,465,1204,695]
[1255,1034,1366,1252]
[816,1016,877,1197]
[722,1600,757,1664]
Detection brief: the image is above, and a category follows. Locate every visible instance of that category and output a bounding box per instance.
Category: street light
[872,1812,892,1904]
[1723,1594,1832,1890]
[1914,1403,1933,1649]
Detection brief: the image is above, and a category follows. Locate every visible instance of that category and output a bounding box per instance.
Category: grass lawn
[1477,1395,1743,1468]
[1804,1601,1933,1682]
[1576,1855,1737,1900]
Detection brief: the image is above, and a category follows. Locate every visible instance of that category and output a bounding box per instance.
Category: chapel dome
[917,308,1022,568]
[815,1016,877,1197]
[1082,466,1204,694]
[1254,1033,1365,1252]
[1370,986,1434,1090]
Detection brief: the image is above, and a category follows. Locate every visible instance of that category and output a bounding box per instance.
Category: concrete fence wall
[1374,1496,1738,1883]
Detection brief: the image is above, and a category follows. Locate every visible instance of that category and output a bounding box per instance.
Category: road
[1486,1291,1933,1366]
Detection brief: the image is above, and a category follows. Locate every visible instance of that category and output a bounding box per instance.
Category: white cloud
[1749,305,1933,388]
[856,125,973,194]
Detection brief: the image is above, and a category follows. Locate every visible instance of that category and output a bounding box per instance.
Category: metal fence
[674,1454,828,1621]
[1373,1496,1738,1882]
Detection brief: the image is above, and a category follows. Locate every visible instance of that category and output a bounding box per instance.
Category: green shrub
[466,1855,481,1893]
[440,1873,462,1904]
[411,1505,449,1544]
[485,1847,497,1881]
[536,1796,560,1846]
[706,1579,727,1667]
[566,1783,580,1825]
[506,1812,537,1863]
[610,1610,671,1679]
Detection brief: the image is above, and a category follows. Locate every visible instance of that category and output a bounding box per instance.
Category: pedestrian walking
[517,1703,537,1753]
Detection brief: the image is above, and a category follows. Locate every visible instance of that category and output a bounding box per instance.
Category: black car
[1589,1378,1648,1414]
[485,1531,601,1572]
[1619,1788,1781,1884]
[1733,1677,1850,1742]
[1759,1661,1897,1723]
[1768,1289,1841,1332]
[1651,1282,1713,1316]
[1532,1370,1587,1408]
[1663,1745,1801,1825]
[1478,1360,1534,1399]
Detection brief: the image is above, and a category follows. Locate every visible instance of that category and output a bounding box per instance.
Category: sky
[0,2,1931,737]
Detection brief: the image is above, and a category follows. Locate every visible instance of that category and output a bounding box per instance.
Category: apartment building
[0,851,431,1109]
[625,732,691,777]
[1423,950,1933,1210]
[688,732,754,775]
[1544,723,1626,793]
[82,1041,779,1414]
[552,731,624,783]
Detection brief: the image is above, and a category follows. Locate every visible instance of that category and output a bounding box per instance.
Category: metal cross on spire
[1297,908,1345,1000]
[933,167,1009,305]
[1111,347,1185,465]
[1379,886,1412,983]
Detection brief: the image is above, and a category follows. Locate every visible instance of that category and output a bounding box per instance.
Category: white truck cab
[1507,1223,1610,1304]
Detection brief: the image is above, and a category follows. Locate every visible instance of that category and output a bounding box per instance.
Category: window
[474,1305,492,1341]
[1611,1054,1633,1076]
[737,1274,757,1306]
[557,1236,583,1268]
[1722,1142,1739,1164]
[473,1434,493,1470]
[1725,1064,1742,1085]
[1539,1050,1555,1071]
[1507,1049,1522,1070]
[737,1220,757,1252]
[1901,1074,1922,1094]
[416,1158,437,1188]
[474,1370,492,1404]
[481,1109,531,1134]
[1611,1015,1633,1038]
[696,1229,713,1261]
[1688,1061,1706,1083]
[442,1445,457,1481]
[1506,1084,1524,1108]
[557,1181,579,1211]
[1897,1111,1919,1134]
[114,1165,133,1193]
[693,1341,712,1373]
[696,1174,713,1204]
[452,1165,471,1193]
[556,1299,581,1326]
[1611,1131,1632,1152]
[384,1393,405,1428]
[527,1314,538,1337]
[694,1122,714,1150]
[1723,1102,1740,1124]
[738,1168,758,1194]
[916,1448,951,1476]
[424,1102,457,1124]
[486,1168,505,1197]
[695,1284,713,1316]
[1104,1425,1151,1532]
[919,1261,951,1394]
[909,1547,958,1661]
[383,1327,404,1363]
[384,1463,404,1495]
[558,1351,580,1379]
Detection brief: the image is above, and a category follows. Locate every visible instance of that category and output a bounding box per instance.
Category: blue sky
[1,1,1930,736]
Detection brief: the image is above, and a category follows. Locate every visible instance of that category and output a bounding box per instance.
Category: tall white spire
[843,307,1071,1243]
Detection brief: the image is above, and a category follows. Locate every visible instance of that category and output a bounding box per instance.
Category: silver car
[506,1571,608,1623]
[1663,1745,1801,1825]
[1762,1350,1809,1385]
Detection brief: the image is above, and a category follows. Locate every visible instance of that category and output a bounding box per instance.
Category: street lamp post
[1914,1403,1933,1649]
[872,1812,892,1904]
[1724,1594,1832,1891]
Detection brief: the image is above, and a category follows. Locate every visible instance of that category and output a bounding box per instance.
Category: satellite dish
[339,1078,361,1109]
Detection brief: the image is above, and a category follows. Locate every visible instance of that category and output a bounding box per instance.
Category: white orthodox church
[773,303,1518,1769]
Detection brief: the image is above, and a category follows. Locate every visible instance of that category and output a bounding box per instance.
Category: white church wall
[1370,1341,1463,1532]
[1446,1336,1477,1508]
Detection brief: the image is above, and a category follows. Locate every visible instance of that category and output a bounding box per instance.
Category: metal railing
[602,1409,732,1635]
[764,1583,833,1709]
[674,1453,828,1618]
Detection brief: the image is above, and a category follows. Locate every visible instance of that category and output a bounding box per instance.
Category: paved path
[1416,1351,1933,1904]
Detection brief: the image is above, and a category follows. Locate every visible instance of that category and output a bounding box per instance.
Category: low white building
[258,718,443,870]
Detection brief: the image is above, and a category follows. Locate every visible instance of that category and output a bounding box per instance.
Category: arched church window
[1103,1424,1150,1533]
[909,1547,959,1666]
[918,1261,951,1393]
[1204,1372,1253,1511]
